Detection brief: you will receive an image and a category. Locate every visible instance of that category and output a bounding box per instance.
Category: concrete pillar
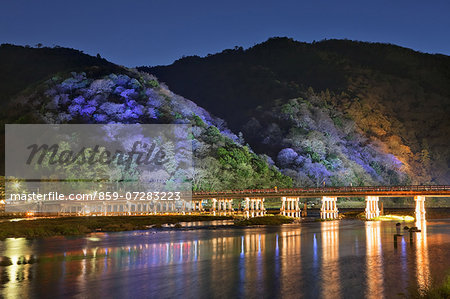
[257,199,260,217]
[414,196,426,221]
[258,198,261,216]
[243,198,265,218]
[245,197,250,218]
[212,198,217,216]
[282,197,301,218]
[261,198,264,216]
[261,198,266,216]
[321,196,338,220]
[365,196,380,220]
[222,199,227,215]
[280,197,286,216]
[251,199,255,218]
[222,199,227,216]
[292,199,295,217]
[228,199,233,214]
[290,198,294,217]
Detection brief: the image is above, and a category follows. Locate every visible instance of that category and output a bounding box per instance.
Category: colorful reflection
[0,219,446,298]
[365,221,384,299]
[414,220,431,295]
[0,238,37,299]
[321,221,341,299]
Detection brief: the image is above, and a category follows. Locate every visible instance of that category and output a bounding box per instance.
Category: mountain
[141,37,450,185]
[0,44,292,190]
[0,44,122,104]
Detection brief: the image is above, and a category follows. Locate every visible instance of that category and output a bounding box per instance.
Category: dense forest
[1,38,449,190]
[0,44,291,190]
[143,37,450,185]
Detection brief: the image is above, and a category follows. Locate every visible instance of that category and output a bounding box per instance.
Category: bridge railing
[193,185,450,196]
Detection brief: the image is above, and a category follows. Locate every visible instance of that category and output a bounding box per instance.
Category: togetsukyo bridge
[11,185,450,220]
[192,185,450,220]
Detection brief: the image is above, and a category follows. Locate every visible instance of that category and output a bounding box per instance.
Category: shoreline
[0,209,449,240]
[0,215,302,240]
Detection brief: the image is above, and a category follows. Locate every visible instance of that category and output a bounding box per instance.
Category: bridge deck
[192,185,450,200]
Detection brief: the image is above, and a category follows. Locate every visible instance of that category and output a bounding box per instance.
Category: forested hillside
[2,40,449,189]
[0,45,291,190]
[0,44,121,104]
[143,37,450,185]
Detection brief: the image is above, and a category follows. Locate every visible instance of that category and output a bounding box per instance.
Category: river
[0,219,449,298]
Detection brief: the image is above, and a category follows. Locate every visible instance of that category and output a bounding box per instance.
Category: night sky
[1,0,449,67]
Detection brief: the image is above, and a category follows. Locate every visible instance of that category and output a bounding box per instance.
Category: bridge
[3,185,450,220]
[192,185,450,220]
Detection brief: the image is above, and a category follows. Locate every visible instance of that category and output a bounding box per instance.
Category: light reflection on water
[0,220,449,298]
[365,221,384,299]
[415,219,431,296]
[321,221,340,299]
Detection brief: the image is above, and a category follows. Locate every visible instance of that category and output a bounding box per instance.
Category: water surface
[1,219,449,298]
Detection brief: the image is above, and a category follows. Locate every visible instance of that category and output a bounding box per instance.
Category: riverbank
[0,215,233,240]
[417,273,450,298]
[339,208,450,220]
[0,215,300,239]
[1,208,449,240]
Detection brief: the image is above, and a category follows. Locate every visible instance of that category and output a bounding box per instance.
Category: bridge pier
[228,199,233,214]
[280,197,301,217]
[211,198,217,215]
[216,198,233,215]
[365,196,380,220]
[320,196,338,220]
[414,195,426,221]
[244,197,266,218]
[191,199,203,213]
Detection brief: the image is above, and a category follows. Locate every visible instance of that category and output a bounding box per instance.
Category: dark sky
[1,0,449,67]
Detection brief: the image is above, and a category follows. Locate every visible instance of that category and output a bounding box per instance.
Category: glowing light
[375,215,414,221]
[365,221,384,299]
[13,182,21,189]
[415,220,430,295]
[86,237,101,241]
[258,235,261,253]
[321,221,340,298]
[275,234,279,253]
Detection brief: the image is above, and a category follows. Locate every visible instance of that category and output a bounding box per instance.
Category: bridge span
[193,185,450,220]
[10,186,449,220]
